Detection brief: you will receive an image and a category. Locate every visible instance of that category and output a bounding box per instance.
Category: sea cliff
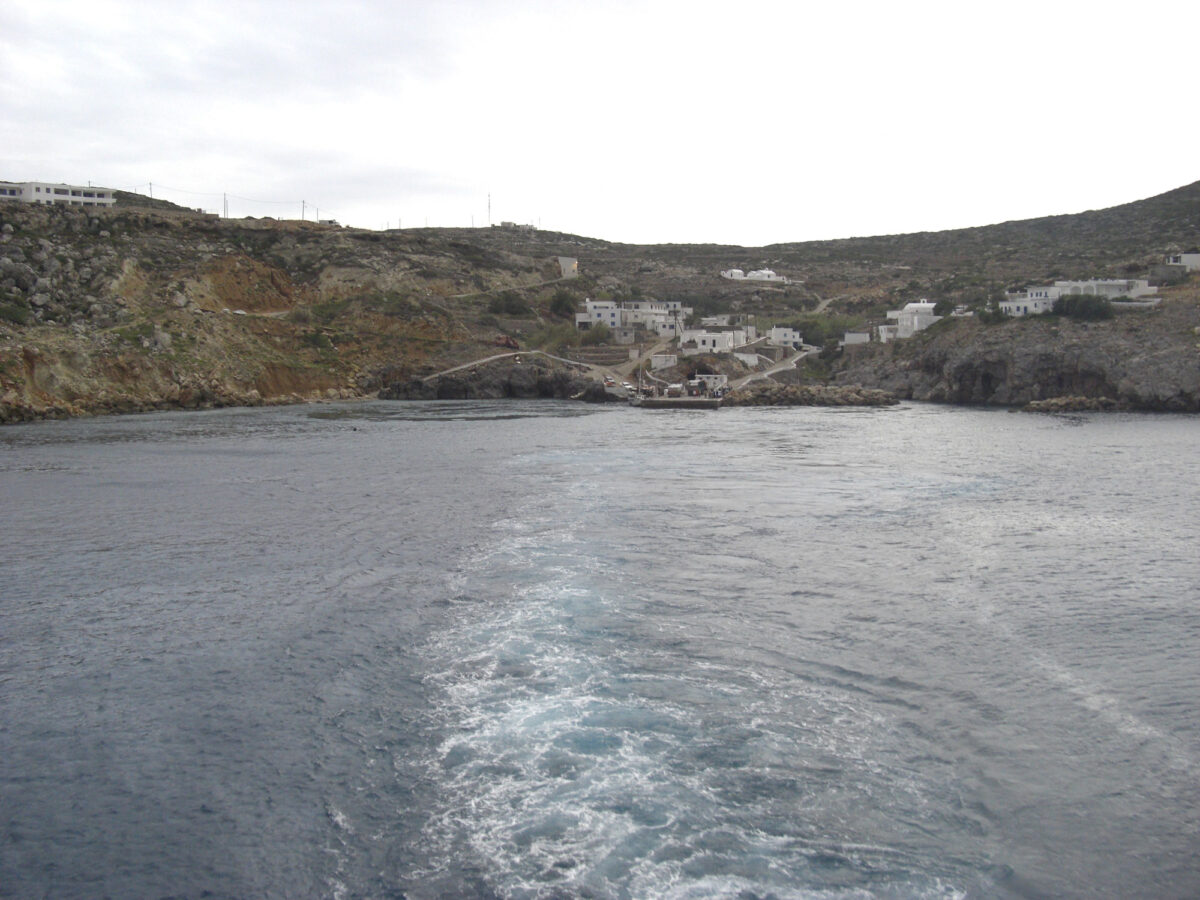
[830,301,1200,412]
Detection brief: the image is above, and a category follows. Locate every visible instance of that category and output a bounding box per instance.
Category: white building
[574,297,693,339]
[720,267,789,283]
[1166,252,1200,271]
[557,257,579,278]
[842,331,871,346]
[880,299,942,341]
[575,299,622,330]
[999,289,1058,317]
[679,327,754,356]
[0,181,117,207]
[650,353,677,370]
[767,326,804,350]
[1002,278,1159,316]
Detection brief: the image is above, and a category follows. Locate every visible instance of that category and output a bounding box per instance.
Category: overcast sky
[2,0,1196,245]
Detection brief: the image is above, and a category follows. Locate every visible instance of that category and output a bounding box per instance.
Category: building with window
[0,181,116,207]
[1001,279,1158,316]
[1165,252,1200,271]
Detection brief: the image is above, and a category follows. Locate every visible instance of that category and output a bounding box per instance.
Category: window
[54,188,67,195]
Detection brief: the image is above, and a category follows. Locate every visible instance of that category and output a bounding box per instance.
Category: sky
[2,0,1197,246]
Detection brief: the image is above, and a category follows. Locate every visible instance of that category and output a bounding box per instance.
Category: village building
[720,267,789,284]
[1165,252,1200,271]
[574,297,693,341]
[0,180,116,207]
[767,326,804,350]
[878,299,942,342]
[1001,279,1158,316]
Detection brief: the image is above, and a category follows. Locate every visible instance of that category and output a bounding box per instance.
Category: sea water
[1,401,1197,898]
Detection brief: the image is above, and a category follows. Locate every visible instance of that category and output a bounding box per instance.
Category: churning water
[2,401,1197,898]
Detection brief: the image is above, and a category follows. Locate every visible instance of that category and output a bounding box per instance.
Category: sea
[1,400,1197,899]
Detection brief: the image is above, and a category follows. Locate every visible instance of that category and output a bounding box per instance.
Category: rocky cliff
[830,293,1200,411]
[0,201,565,422]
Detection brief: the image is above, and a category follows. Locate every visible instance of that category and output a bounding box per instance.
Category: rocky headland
[829,299,1200,412]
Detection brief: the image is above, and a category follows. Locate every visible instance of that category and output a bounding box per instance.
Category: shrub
[301,331,333,350]
[1053,293,1113,321]
[580,323,610,346]
[0,302,30,325]
[308,299,351,323]
[549,289,577,318]
[488,290,529,316]
[529,322,580,351]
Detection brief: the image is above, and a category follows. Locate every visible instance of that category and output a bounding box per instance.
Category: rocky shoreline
[830,305,1200,413]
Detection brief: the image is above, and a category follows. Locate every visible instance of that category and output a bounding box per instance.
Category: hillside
[1,181,1198,421]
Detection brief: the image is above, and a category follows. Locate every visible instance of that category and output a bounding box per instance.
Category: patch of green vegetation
[0,302,30,325]
[113,321,154,344]
[1053,294,1114,320]
[788,314,863,346]
[528,322,580,352]
[366,290,419,317]
[797,356,831,381]
[488,291,530,316]
[308,299,352,324]
[300,331,333,350]
[549,288,577,318]
[580,323,610,346]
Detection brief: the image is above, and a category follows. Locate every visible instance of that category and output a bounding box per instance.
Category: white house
[842,331,871,346]
[881,299,942,340]
[557,257,579,278]
[1000,289,1058,317]
[679,327,754,356]
[0,181,116,207]
[720,267,788,283]
[1166,252,1200,271]
[574,297,694,338]
[1056,279,1157,299]
[768,326,804,350]
[1002,278,1158,316]
[575,299,622,330]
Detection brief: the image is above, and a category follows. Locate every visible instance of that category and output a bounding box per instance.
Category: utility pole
[488,193,491,226]
[223,193,228,218]
[149,182,153,199]
[301,200,306,221]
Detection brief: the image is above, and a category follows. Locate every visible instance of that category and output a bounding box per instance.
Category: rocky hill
[1,181,1198,421]
[829,289,1200,411]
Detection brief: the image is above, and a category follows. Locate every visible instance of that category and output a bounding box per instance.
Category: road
[730,348,812,390]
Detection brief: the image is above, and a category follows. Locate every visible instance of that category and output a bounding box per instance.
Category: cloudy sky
[2,0,1196,245]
